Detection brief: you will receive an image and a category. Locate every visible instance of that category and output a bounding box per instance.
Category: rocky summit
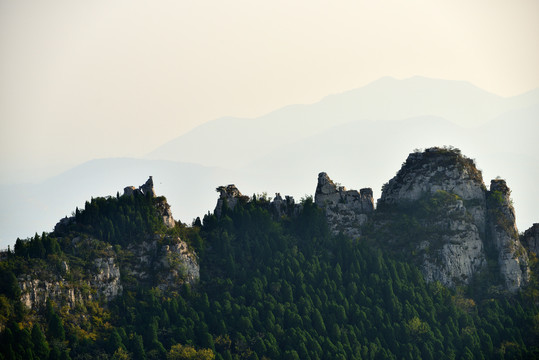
[314,172,374,237]
[212,147,532,293]
[373,147,528,292]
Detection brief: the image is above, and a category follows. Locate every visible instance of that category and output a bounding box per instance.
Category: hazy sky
[1,0,538,183]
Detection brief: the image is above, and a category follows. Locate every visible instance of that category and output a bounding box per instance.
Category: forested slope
[1,191,538,359]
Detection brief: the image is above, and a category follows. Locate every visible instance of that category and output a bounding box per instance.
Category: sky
[1,0,539,184]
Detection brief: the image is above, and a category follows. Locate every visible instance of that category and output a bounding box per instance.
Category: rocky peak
[123,176,175,228]
[487,179,529,292]
[271,193,298,217]
[379,147,485,205]
[522,223,539,256]
[315,172,374,237]
[373,147,532,292]
[123,176,156,197]
[214,185,249,218]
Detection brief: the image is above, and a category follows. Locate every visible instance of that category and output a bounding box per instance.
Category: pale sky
[1,0,539,183]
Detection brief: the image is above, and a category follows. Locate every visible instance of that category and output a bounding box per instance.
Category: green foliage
[56,192,170,246]
[1,191,538,359]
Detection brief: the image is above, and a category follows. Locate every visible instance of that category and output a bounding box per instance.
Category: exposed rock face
[155,197,176,228]
[19,276,87,310]
[19,252,122,309]
[522,223,539,256]
[123,176,156,197]
[126,236,199,289]
[271,193,298,217]
[314,172,374,237]
[487,179,529,292]
[140,176,156,197]
[159,239,200,287]
[374,147,530,292]
[379,147,487,234]
[92,257,122,301]
[214,185,302,218]
[215,185,249,217]
[417,198,486,288]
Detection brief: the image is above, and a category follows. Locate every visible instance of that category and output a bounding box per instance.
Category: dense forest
[0,191,538,359]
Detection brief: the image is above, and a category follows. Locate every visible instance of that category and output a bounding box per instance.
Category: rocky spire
[314,172,373,237]
[487,179,529,292]
[123,176,156,197]
[522,223,539,256]
[214,185,248,218]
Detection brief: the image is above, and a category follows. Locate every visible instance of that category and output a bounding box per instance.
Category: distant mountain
[147,76,539,167]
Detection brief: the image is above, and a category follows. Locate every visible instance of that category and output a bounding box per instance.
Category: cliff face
[522,223,539,256]
[314,172,374,237]
[18,240,123,309]
[379,147,487,233]
[376,148,487,288]
[126,236,199,291]
[17,177,199,311]
[487,179,529,292]
[318,147,530,293]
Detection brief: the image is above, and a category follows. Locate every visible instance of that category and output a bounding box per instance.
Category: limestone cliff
[370,147,528,292]
[215,185,250,218]
[486,179,529,292]
[17,177,198,311]
[522,223,539,256]
[314,172,374,237]
[125,236,199,291]
[18,239,123,309]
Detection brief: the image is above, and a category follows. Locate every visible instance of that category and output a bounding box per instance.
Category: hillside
[1,149,539,360]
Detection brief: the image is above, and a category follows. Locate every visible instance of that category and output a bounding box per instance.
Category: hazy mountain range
[1,76,537,248]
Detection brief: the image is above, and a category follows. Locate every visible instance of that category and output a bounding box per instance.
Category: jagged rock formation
[17,177,198,311]
[18,243,122,308]
[379,147,487,233]
[123,176,175,227]
[19,276,87,310]
[126,236,199,290]
[155,197,176,228]
[92,257,123,300]
[214,185,301,218]
[373,147,529,292]
[522,223,539,256]
[314,172,374,237]
[271,193,299,217]
[123,176,156,197]
[215,185,249,218]
[487,179,529,292]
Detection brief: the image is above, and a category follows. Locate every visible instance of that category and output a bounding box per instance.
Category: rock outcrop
[124,176,176,228]
[271,193,299,217]
[126,236,199,290]
[487,179,529,292]
[92,257,123,301]
[314,172,374,237]
[124,176,156,197]
[375,148,487,288]
[522,223,539,256]
[19,249,123,309]
[373,147,529,292]
[379,147,487,234]
[215,185,249,218]
[155,197,176,228]
[214,185,301,219]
